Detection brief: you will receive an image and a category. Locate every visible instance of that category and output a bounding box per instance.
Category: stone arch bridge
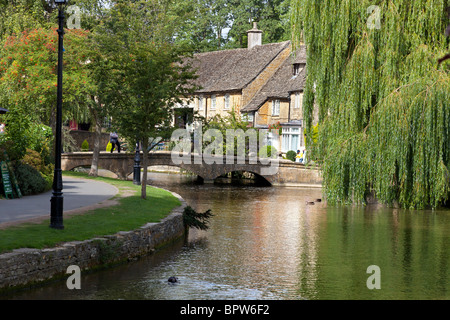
[61,151,322,187]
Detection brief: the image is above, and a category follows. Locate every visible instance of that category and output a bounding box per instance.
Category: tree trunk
[141,138,148,200]
[89,103,102,177]
[217,28,221,49]
[89,96,102,177]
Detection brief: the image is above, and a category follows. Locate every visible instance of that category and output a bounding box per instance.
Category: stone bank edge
[0,189,187,292]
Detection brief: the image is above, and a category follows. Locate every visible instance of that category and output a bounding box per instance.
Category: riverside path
[0,176,118,227]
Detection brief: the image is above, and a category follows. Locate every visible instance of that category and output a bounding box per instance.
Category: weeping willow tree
[291,0,450,209]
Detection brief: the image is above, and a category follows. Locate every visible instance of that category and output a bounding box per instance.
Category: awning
[0,107,9,114]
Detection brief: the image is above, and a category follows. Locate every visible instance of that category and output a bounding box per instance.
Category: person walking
[110,131,121,153]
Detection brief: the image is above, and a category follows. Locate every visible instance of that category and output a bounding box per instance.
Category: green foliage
[172,0,291,52]
[62,127,79,153]
[200,111,256,156]
[22,148,53,176]
[226,0,291,49]
[0,27,96,163]
[92,0,199,199]
[286,150,297,162]
[0,113,53,162]
[258,145,278,158]
[292,0,450,208]
[0,28,95,125]
[14,161,48,196]
[81,139,89,151]
[183,205,213,230]
[0,0,51,40]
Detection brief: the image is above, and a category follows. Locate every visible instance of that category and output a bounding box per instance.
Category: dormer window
[293,63,301,76]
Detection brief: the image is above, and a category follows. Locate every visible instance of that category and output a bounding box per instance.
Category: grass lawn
[0,171,181,254]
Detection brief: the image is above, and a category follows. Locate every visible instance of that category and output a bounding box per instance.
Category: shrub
[183,206,213,230]
[14,161,48,196]
[22,148,53,176]
[286,150,297,162]
[258,145,277,158]
[81,139,89,151]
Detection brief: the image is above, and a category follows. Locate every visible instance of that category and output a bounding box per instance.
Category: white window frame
[224,93,230,110]
[272,99,280,116]
[294,92,301,109]
[281,127,302,152]
[211,95,216,110]
[242,113,254,122]
[198,95,204,111]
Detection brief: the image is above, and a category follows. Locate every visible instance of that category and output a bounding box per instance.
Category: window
[211,95,216,110]
[242,113,254,122]
[293,63,301,76]
[272,99,280,116]
[281,127,302,152]
[224,94,230,109]
[198,95,204,111]
[294,92,301,109]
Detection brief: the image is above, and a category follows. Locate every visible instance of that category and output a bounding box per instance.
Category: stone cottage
[177,23,307,154]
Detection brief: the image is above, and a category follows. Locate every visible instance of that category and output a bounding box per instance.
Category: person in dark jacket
[110,132,120,153]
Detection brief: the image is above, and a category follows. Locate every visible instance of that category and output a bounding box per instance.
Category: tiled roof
[241,46,307,113]
[188,41,290,93]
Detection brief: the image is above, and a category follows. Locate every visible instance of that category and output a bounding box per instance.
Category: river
[2,172,449,300]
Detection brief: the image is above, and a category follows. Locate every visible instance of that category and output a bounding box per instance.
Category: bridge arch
[214,170,272,186]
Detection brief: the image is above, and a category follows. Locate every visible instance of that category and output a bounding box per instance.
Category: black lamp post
[50,0,68,230]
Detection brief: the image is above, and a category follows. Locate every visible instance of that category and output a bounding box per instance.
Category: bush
[183,206,213,230]
[258,145,278,158]
[14,161,49,196]
[81,139,89,151]
[286,150,297,162]
[22,148,53,176]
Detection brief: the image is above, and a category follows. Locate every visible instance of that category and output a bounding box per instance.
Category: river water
[3,172,449,300]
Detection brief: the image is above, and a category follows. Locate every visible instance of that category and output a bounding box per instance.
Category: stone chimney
[247,22,262,49]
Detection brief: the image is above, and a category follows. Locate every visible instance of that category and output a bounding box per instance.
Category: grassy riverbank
[0,171,181,254]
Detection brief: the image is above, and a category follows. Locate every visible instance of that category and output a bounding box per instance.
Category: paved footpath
[0,176,119,226]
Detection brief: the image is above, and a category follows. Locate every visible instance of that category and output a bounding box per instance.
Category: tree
[0,0,52,40]
[172,0,291,52]
[96,0,198,199]
[0,27,96,156]
[170,0,232,52]
[226,0,291,49]
[292,0,450,209]
[200,111,256,156]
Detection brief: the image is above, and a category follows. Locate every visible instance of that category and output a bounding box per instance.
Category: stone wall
[69,130,111,151]
[255,99,290,126]
[0,192,187,292]
[241,46,291,107]
[268,161,323,188]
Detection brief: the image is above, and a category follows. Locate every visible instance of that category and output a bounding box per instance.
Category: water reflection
[2,172,449,300]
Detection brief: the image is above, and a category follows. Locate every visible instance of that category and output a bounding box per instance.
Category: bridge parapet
[61,151,322,187]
